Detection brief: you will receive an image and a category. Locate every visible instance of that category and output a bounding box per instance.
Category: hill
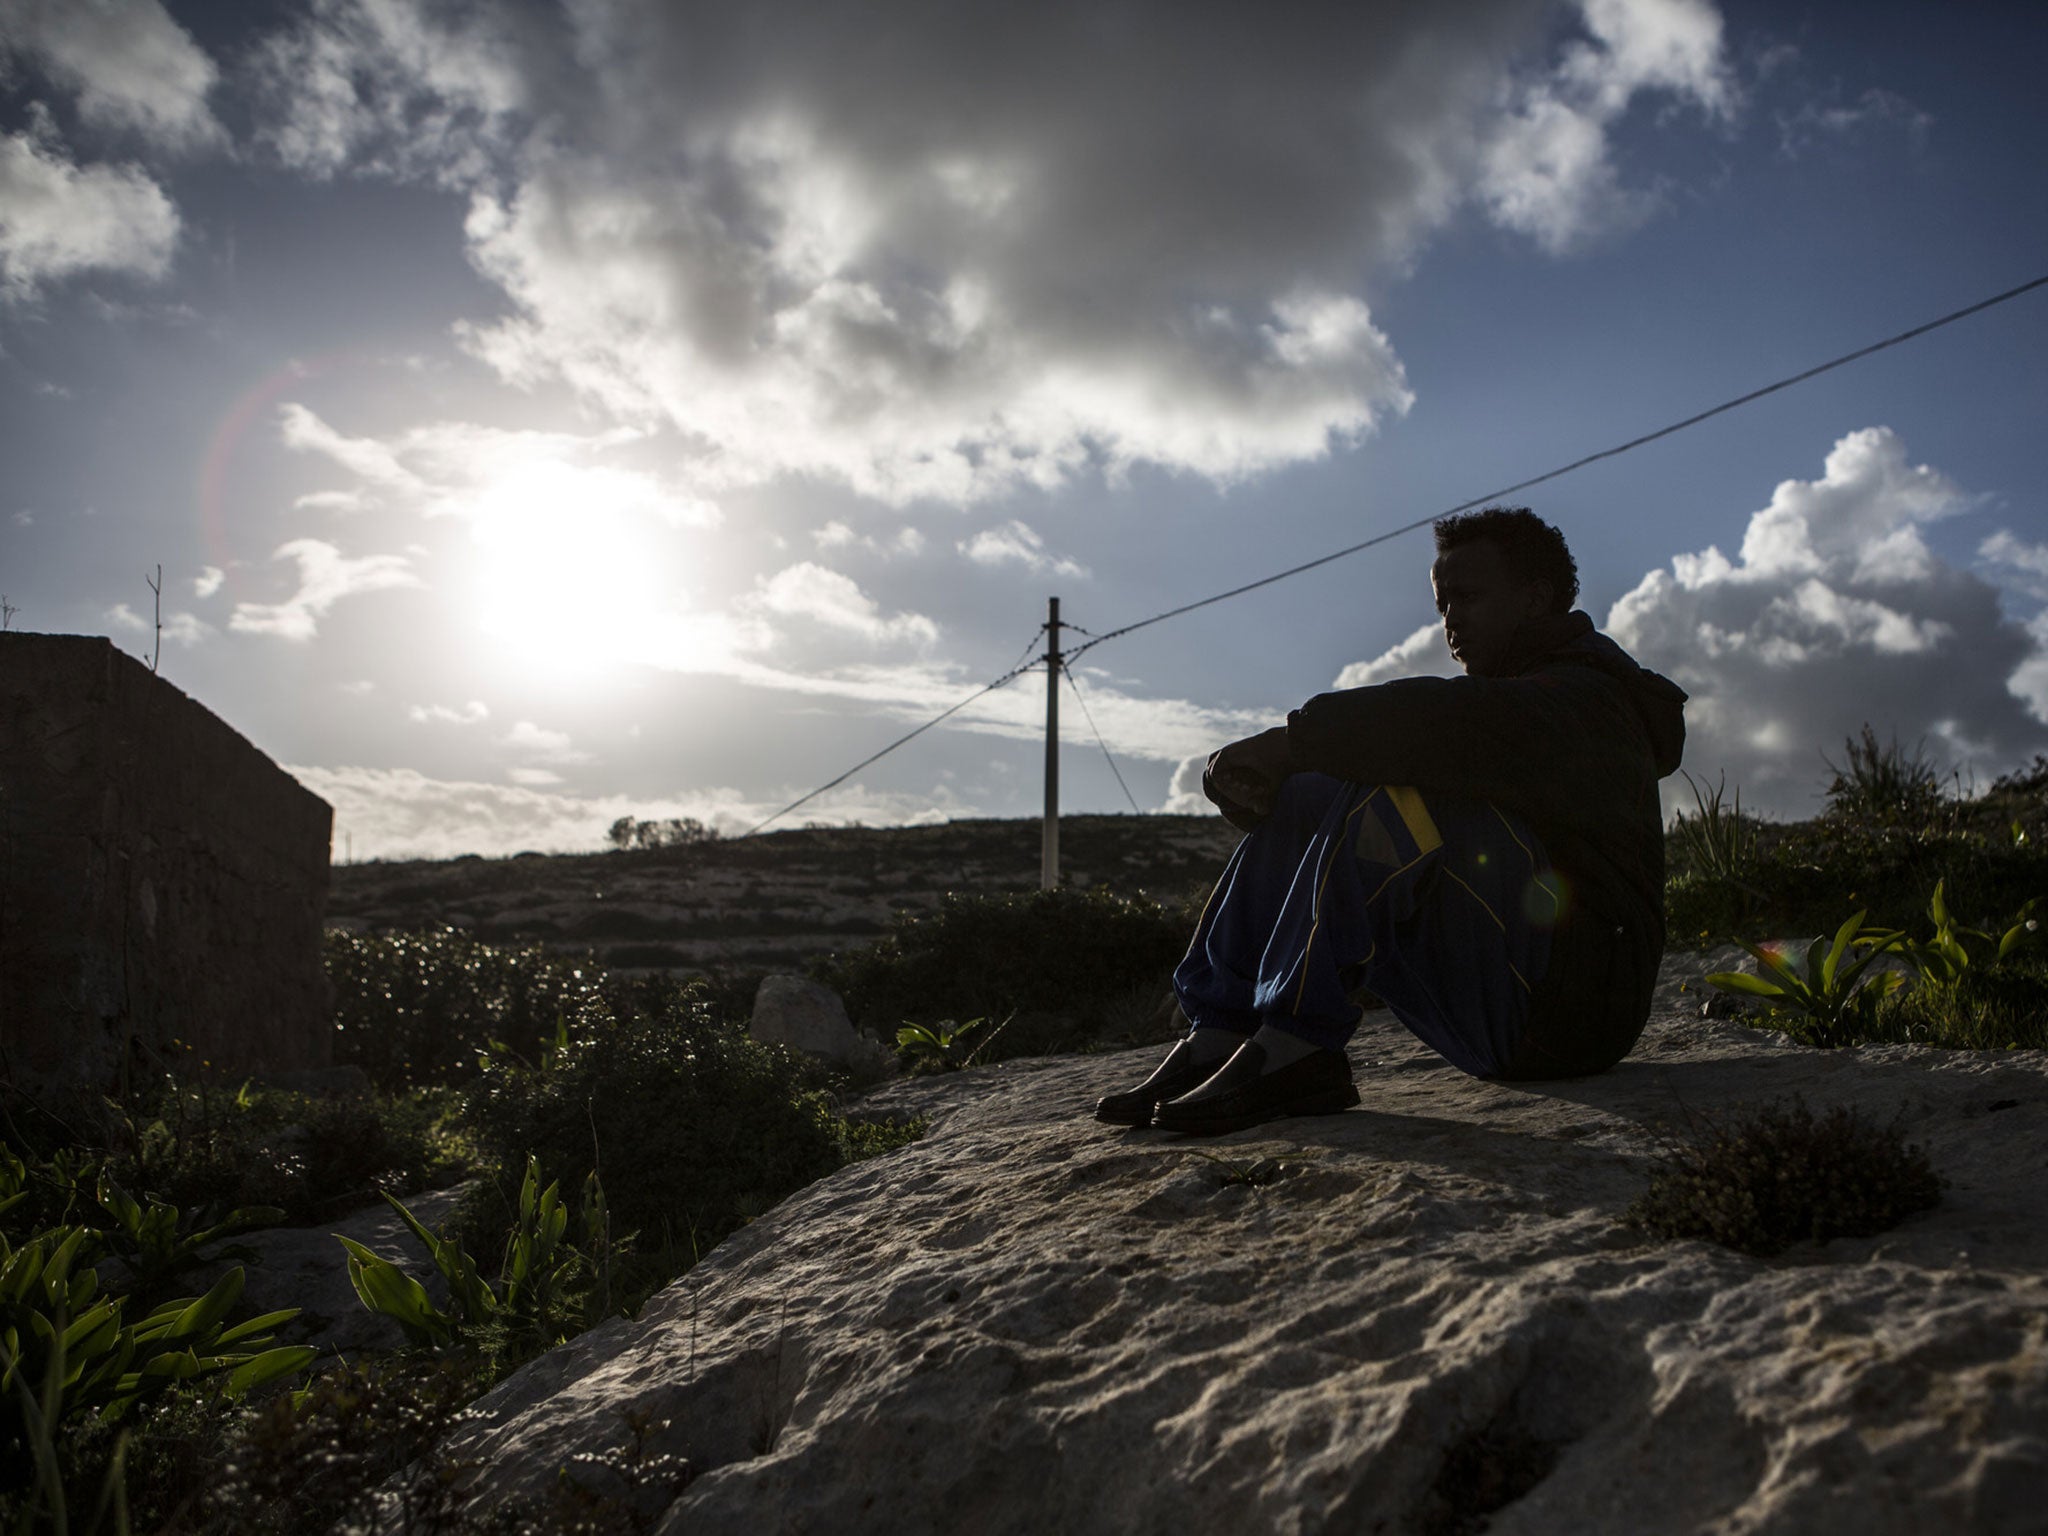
[327,814,1242,977]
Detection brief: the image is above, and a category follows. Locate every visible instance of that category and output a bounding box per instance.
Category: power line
[742,627,1048,836]
[1063,665,1144,815]
[1066,270,2048,667]
[743,270,2047,834]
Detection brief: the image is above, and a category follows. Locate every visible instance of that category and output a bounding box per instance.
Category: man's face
[1431,539,1551,677]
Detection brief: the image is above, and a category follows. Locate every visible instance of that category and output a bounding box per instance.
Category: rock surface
[434,950,2048,1534]
[751,974,896,1077]
[187,1184,471,1357]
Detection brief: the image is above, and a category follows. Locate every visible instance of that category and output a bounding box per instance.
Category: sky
[2,0,2045,862]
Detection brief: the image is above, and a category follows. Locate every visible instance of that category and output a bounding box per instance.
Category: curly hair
[1433,507,1579,613]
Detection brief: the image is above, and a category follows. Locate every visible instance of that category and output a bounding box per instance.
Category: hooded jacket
[1283,610,1687,1075]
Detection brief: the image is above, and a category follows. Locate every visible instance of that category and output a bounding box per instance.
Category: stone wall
[0,633,333,1105]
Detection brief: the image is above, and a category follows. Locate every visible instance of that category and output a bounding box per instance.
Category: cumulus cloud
[247,0,528,183]
[409,699,489,726]
[193,565,224,599]
[0,0,222,149]
[249,0,1737,504]
[745,562,939,648]
[1603,427,2047,817]
[1981,531,2048,603]
[500,720,591,764]
[1479,0,1735,252]
[813,520,924,556]
[229,538,421,640]
[0,123,179,299]
[1334,621,1458,689]
[959,520,1087,579]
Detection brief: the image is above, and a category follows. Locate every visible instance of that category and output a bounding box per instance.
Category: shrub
[460,979,844,1262]
[1821,724,1948,828]
[326,929,610,1090]
[94,1078,463,1229]
[815,885,1190,1057]
[1626,1096,1942,1257]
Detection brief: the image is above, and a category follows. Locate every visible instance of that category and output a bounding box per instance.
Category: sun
[462,461,677,679]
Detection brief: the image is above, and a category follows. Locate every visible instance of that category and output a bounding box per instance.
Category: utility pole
[1041,595,1060,890]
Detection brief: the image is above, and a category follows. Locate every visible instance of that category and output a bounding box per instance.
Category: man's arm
[1285,668,1650,832]
[1202,725,1299,831]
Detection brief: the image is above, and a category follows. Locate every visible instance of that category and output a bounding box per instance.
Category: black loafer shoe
[1152,1040,1358,1136]
[1094,1038,1242,1126]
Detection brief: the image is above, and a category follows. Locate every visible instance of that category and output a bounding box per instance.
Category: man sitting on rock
[1098,507,1687,1135]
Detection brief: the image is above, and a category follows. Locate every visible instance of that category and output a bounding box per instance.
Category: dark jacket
[1284,610,1687,1076]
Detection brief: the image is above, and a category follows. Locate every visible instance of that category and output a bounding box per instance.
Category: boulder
[428,951,2047,1533]
[750,975,895,1077]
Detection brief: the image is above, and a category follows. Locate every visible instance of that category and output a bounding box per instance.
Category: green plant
[202,1356,489,1534]
[1671,770,1763,893]
[893,1015,1011,1073]
[1,1230,312,1504]
[326,929,610,1090]
[1626,1096,1942,1257]
[1704,909,1907,1048]
[817,885,1190,1058]
[1821,724,1947,827]
[339,1156,595,1357]
[91,1172,280,1302]
[462,981,844,1259]
[1890,880,2040,991]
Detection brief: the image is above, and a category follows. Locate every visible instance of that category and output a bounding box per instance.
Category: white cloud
[339,678,377,696]
[105,602,208,646]
[193,565,224,599]
[2011,613,2048,726]
[500,720,592,764]
[506,766,563,787]
[1981,531,2048,603]
[1778,87,1932,159]
[248,0,527,184]
[1333,621,1457,690]
[745,562,939,648]
[1603,427,2047,817]
[278,402,423,494]
[228,538,421,641]
[0,0,222,149]
[0,124,179,299]
[293,762,982,860]
[409,699,489,726]
[250,0,1735,505]
[1478,0,1736,253]
[958,520,1088,579]
[812,520,924,556]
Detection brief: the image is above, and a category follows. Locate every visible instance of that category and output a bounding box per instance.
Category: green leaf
[226,1346,317,1396]
[337,1235,452,1343]
[215,1308,300,1347]
[159,1268,245,1344]
[1705,971,1785,999]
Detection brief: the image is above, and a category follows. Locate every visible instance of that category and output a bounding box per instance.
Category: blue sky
[3,0,2044,859]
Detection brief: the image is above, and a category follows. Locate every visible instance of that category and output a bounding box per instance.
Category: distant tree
[606,815,721,851]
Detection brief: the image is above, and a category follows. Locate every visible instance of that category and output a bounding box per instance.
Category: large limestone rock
[433,952,2047,1533]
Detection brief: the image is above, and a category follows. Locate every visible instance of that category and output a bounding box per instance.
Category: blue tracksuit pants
[1172,772,1563,1079]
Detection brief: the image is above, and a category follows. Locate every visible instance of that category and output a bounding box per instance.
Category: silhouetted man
[1098,507,1686,1135]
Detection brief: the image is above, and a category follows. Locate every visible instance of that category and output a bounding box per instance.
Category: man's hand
[1202,726,1297,832]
